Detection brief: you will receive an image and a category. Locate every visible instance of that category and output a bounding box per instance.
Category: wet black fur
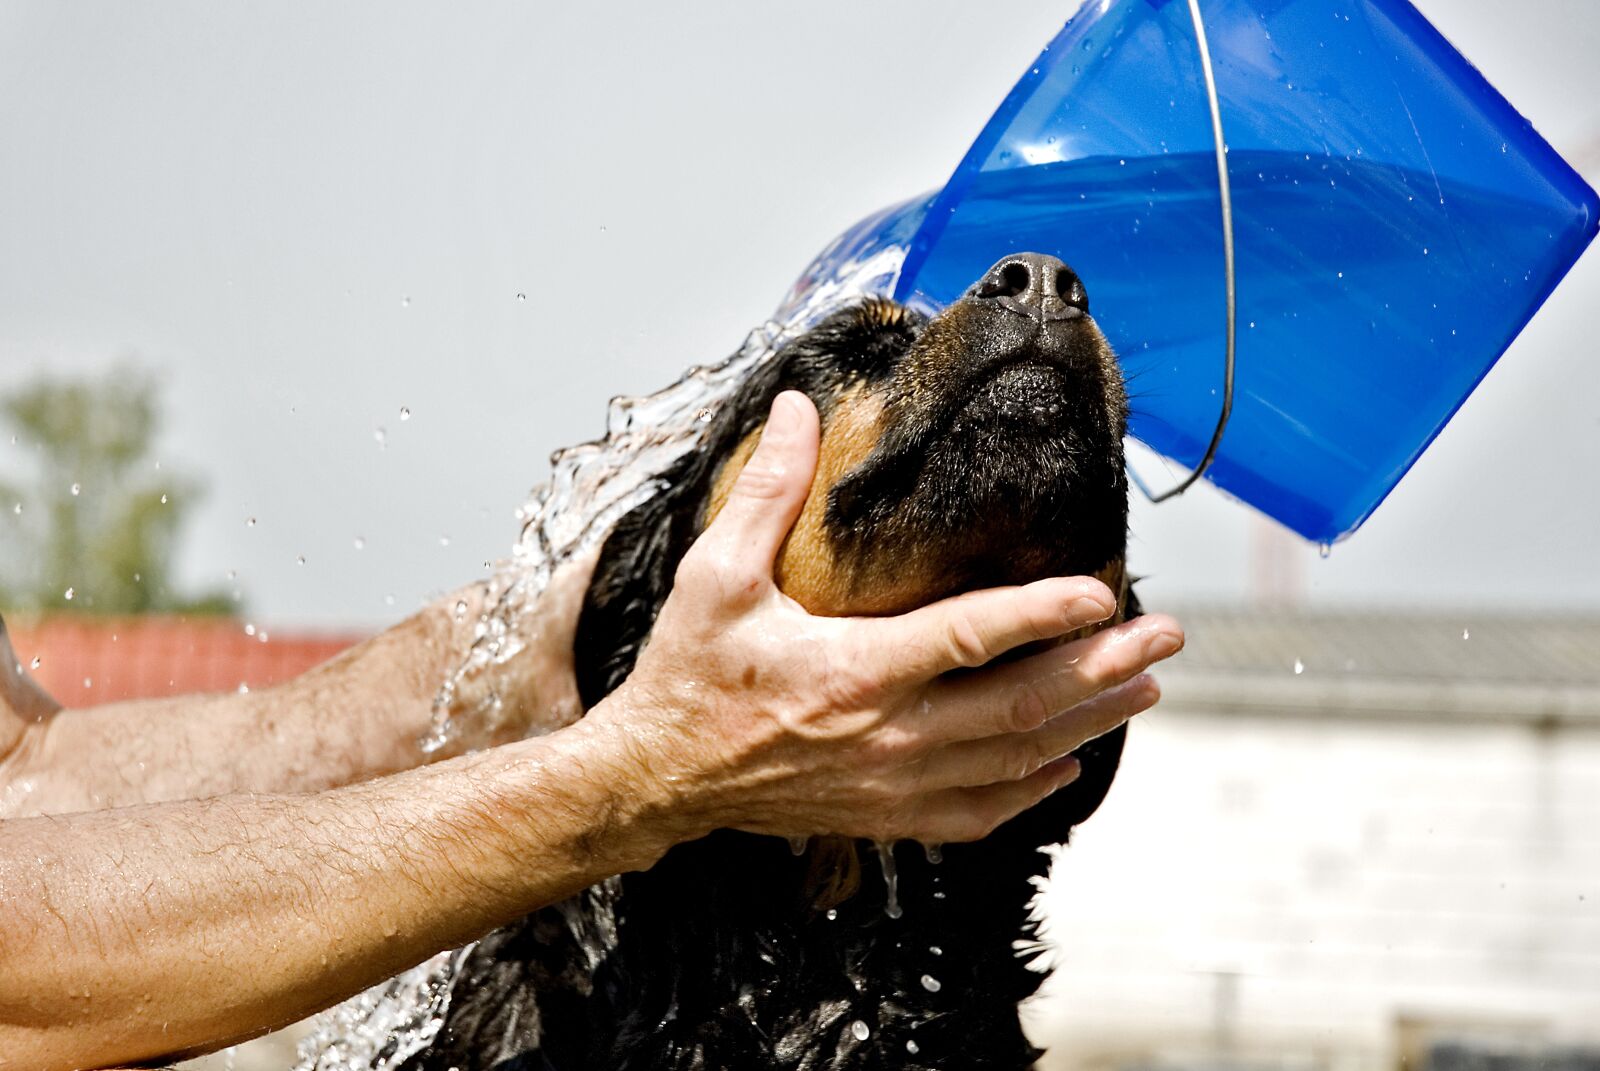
[401,284,1137,1071]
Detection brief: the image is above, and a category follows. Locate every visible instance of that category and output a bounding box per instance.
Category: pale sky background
[1,0,1596,628]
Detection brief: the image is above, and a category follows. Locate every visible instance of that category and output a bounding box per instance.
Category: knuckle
[1005,738,1046,782]
[1005,685,1052,735]
[731,459,790,502]
[944,612,993,669]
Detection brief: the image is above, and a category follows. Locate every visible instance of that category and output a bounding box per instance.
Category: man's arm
[0,556,592,817]
[0,716,674,1069]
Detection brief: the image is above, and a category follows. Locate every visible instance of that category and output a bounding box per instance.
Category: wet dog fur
[400,254,1139,1070]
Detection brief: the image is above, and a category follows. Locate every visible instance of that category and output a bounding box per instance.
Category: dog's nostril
[972,252,1086,322]
[998,262,1031,297]
[1057,267,1088,311]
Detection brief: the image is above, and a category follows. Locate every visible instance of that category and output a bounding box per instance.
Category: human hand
[590,391,1183,847]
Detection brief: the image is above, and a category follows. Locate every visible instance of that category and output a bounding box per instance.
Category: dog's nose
[969,252,1088,322]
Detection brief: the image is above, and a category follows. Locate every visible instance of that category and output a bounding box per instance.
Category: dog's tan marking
[704,386,886,616]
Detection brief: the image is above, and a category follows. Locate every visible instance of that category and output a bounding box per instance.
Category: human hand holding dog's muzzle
[586,391,1184,849]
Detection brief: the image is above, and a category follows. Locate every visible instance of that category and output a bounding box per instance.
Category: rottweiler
[402,252,1138,1071]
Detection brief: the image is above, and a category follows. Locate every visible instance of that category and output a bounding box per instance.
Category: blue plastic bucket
[781,0,1597,544]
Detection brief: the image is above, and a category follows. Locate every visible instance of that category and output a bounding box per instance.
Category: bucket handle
[1144,0,1238,502]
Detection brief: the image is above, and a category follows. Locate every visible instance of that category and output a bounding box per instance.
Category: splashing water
[295,245,905,1069]
[876,840,902,920]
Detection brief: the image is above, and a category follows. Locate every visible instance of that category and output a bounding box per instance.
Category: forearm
[1,597,474,817]
[0,713,677,1070]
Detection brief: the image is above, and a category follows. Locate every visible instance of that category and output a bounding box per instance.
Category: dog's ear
[573,453,707,710]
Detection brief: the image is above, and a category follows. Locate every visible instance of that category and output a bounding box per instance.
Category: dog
[398,252,1138,1070]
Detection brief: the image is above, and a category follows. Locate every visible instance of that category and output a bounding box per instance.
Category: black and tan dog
[402,252,1138,1070]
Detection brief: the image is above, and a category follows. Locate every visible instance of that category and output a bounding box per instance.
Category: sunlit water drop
[850,1020,871,1041]
[70,482,81,496]
[920,973,941,993]
[788,836,809,857]
[906,1039,920,1055]
[63,587,74,601]
[1293,658,1305,675]
[400,407,411,422]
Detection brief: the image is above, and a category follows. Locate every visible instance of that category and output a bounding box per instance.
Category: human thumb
[698,390,820,579]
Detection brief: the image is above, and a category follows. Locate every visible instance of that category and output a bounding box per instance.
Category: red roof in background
[6,615,367,706]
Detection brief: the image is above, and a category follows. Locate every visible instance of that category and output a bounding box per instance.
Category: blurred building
[7,615,363,706]
[1030,609,1600,1071]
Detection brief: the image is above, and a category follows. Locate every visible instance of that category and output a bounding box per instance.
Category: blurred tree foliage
[0,368,234,615]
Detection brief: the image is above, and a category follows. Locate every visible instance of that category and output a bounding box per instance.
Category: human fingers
[861,575,1117,688]
[911,613,1183,745]
[914,674,1160,791]
[677,391,820,601]
[902,755,1086,843]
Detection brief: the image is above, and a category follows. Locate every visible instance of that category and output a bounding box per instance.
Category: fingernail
[1047,755,1082,787]
[765,392,803,441]
[1069,594,1114,623]
[1149,631,1183,659]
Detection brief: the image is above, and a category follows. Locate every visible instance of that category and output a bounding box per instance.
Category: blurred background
[0,1,1594,1068]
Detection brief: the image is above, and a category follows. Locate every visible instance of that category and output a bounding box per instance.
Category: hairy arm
[0,715,678,1069]
[0,558,592,817]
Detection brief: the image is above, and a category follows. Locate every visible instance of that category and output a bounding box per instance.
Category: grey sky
[1,0,1597,627]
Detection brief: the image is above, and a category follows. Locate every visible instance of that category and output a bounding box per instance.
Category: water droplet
[454,599,469,619]
[1462,628,1471,640]
[237,682,250,694]
[906,1040,921,1055]
[353,536,366,550]
[696,407,714,423]
[70,482,81,496]
[83,677,92,689]
[439,535,451,547]
[296,555,306,566]
[400,296,411,308]
[516,292,527,303]
[159,493,168,504]
[930,945,942,956]
[399,406,411,421]
[226,570,237,581]
[1318,542,1332,559]
[920,974,942,993]
[826,908,838,921]
[598,224,608,234]
[384,594,396,606]
[788,835,809,856]
[850,1020,870,1041]
[1336,271,1344,279]
[1293,659,1305,675]
[1422,247,1429,255]
[374,427,388,449]
[30,656,41,669]
[877,841,902,919]
[923,842,943,865]
[63,586,74,600]
[246,517,257,528]
[244,623,257,637]
[11,503,20,515]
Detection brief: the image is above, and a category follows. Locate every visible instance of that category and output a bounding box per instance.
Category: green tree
[0,367,234,615]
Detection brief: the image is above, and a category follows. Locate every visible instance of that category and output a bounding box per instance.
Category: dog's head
[702,252,1129,618]
[575,253,1132,880]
